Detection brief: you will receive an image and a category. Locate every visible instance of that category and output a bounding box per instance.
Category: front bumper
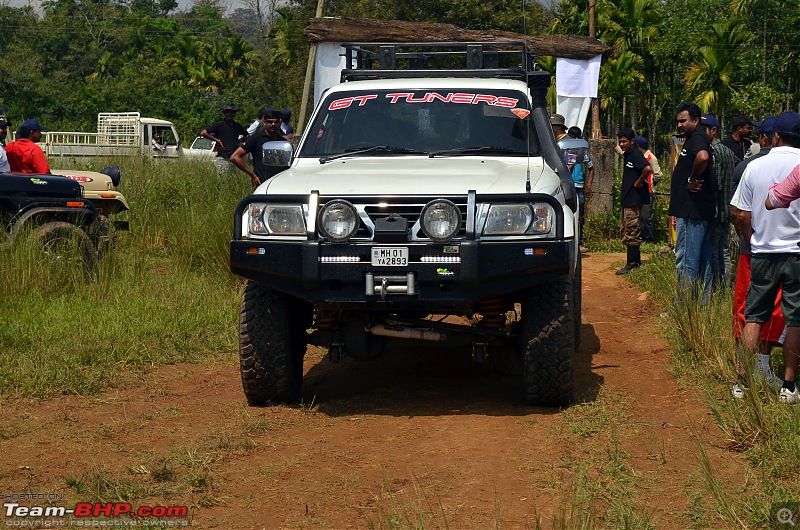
[230,192,573,312]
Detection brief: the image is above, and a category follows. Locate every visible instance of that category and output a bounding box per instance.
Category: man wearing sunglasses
[231,108,289,188]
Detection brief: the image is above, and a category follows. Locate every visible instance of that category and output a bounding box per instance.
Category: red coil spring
[315,312,338,329]
[477,297,508,329]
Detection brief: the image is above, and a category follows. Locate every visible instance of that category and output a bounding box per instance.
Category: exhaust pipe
[365,323,446,342]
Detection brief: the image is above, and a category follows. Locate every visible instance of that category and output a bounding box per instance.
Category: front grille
[359,202,468,240]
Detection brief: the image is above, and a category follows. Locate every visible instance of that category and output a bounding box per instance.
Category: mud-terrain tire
[34,221,95,273]
[88,215,114,254]
[239,280,306,405]
[573,252,582,349]
[520,277,575,406]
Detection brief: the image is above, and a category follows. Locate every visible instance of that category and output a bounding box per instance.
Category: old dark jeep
[1,171,119,270]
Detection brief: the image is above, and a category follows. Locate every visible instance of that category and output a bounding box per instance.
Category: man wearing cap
[730,111,800,403]
[280,108,294,135]
[721,115,754,162]
[200,103,248,175]
[6,119,50,174]
[550,113,567,142]
[669,102,715,304]
[701,114,738,287]
[729,114,783,398]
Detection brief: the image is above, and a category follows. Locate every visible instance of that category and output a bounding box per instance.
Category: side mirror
[262,141,293,167]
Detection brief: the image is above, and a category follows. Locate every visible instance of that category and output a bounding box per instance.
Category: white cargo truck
[41,112,183,160]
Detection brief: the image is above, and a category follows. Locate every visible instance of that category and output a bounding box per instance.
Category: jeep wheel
[573,252,582,349]
[520,278,575,406]
[89,215,113,254]
[239,280,306,405]
[35,221,95,273]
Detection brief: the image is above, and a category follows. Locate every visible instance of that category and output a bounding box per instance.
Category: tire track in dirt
[0,252,745,528]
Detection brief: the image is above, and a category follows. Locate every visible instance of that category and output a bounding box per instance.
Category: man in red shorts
[729,114,784,398]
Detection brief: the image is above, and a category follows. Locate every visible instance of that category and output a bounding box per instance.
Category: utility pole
[589,0,601,139]
[297,0,325,135]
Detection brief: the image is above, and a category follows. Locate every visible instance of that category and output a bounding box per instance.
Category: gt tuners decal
[328,92,520,111]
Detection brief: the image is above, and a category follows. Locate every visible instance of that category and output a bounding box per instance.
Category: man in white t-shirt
[730,111,800,404]
[0,119,11,172]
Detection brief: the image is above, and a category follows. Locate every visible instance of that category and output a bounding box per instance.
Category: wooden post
[589,0,601,139]
[297,0,325,135]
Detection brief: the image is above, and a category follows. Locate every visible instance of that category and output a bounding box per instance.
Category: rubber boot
[616,245,641,275]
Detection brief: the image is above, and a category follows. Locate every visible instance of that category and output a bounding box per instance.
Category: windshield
[300,89,539,158]
[191,137,215,150]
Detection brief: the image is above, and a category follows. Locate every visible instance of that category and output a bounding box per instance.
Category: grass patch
[0,158,250,398]
[627,249,800,529]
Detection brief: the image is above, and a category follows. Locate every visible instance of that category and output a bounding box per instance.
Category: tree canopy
[0,0,797,152]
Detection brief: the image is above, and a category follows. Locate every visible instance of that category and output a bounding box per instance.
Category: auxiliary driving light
[420,199,461,243]
[318,199,359,242]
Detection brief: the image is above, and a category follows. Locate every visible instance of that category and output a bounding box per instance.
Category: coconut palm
[683,18,754,118]
[598,51,644,134]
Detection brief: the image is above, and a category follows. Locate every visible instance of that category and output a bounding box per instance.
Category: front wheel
[520,277,575,406]
[239,281,306,405]
[34,221,95,273]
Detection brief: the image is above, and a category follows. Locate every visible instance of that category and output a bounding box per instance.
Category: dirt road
[1,252,744,528]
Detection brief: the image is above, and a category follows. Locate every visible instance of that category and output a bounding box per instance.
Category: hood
[260,157,557,196]
[50,169,129,213]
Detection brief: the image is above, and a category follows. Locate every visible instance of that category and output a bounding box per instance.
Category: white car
[183,136,216,160]
[230,42,580,407]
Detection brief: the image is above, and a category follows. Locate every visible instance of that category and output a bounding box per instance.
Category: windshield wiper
[428,146,528,158]
[319,145,426,164]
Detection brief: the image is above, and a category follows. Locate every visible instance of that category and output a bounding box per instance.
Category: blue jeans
[675,217,713,304]
[710,221,732,288]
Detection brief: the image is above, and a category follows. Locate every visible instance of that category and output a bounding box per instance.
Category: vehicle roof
[326,77,532,95]
[140,118,176,126]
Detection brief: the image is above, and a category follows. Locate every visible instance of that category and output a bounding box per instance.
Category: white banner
[556,95,593,132]
[314,42,347,107]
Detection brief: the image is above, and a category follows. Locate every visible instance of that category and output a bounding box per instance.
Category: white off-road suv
[230,42,581,406]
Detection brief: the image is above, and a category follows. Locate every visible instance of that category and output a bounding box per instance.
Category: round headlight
[420,199,461,243]
[318,200,359,242]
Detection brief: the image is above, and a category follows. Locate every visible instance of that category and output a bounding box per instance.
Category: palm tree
[598,0,660,132]
[683,18,754,120]
[598,51,644,134]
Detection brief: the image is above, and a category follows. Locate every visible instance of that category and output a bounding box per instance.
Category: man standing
[701,114,738,287]
[668,103,715,303]
[730,115,784,398]
[6,119,50,174]
[766,164,800,209]
[721,115,753,162]
[731,111,800,403]
[200,103,247,176]
[280,108,295,135]
[615,128,652,274]
[635,136,662,241]
[550,114,568,141]
[0,118,11,172]
[230,109,289,188]
[562,125,594,252]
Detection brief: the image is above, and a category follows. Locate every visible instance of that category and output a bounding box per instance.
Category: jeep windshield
[300,89,541,159]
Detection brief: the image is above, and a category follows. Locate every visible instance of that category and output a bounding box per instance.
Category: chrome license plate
[371,247,409,267]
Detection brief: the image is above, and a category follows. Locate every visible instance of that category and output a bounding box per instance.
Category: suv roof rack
[340,41,544,83]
